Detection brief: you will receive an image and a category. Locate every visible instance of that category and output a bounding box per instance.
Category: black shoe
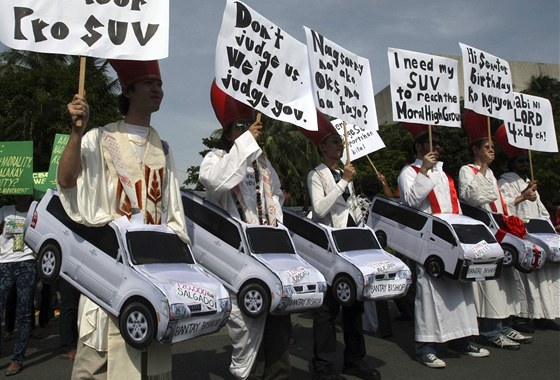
[312,365,346,380]
[343,360,381,380]
[513,321,535,334]
[534,319,560,331]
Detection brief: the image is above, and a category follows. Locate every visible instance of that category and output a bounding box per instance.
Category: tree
[0,50,121,172]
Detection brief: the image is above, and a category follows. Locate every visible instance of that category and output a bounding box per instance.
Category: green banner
[0,141,33,195]
[47,134,69,189]
[33,172,50,199]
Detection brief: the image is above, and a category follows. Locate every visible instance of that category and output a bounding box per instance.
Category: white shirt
[0,205,35,263]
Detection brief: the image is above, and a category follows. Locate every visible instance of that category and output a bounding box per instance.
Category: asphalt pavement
[1,303,559,380]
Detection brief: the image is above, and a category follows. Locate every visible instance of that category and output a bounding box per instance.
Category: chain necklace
[252,160,267,225]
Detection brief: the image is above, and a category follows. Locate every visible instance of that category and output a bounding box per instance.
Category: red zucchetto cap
[210,80,254,129]
[402,122,430,141]
[463,110,489,143]
[495,124,526,158]
[298,110,338,145]
[109,60,161,89]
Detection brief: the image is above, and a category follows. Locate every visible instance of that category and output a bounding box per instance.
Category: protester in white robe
[398,123,488,369]
[58,60,187,380]
[496,125,560,331]
[301,112,381,380]
[458,110,532,350]
[198,81,290,380]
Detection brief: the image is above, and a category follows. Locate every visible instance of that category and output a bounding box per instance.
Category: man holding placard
[58,60,188,380]
[496,125,560,332]
[459,110,532,350]
[303,112,380,380]
[199,81,291,380]
[397,123,489,368]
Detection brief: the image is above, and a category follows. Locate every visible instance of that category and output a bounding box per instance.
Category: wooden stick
[487,116,492,145]
[76,56,87,127]
[343,121,351,164]
[256,112,261,123]
[528,150,534,181]
[428,125,433,152]
[366,154,379,175]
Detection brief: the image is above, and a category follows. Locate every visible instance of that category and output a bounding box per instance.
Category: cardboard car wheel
[375,230,387,249]
[119,301,155,350]
[238,283,269,319]
[425,256,444,278]
[38,243,61,284]
[501,244,518,267]
[333,275,356,307]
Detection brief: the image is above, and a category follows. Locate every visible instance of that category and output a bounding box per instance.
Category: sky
[1,0,559,184]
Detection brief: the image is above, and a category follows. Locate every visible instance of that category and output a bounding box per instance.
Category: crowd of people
[1,59,558,380]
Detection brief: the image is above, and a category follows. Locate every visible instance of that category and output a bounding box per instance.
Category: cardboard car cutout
[367,197,504,281]
[182,190,327,319]
[281,208,412,307]
[460,202,547,272]
[25,189,231,350]
[524,218,560,263]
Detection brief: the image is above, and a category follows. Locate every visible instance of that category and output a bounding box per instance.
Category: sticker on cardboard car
[370,260,397,274]
[466,263,497,279]
[173,317,224,340]
[472,241,492,258]
[284,294,324,310]
[285,267,311,284]
[367,279,409,298]
[175,282,216,310]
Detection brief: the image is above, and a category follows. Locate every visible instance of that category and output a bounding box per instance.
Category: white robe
[498,171,560,320]
[398,160,479,342]
[198,130,283,379]
[307,163,362,228]
[458,165,519,318]
[57,121,187,380]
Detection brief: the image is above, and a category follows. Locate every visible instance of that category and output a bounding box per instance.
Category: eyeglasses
[232,120,252,131]
[324,137,344,145]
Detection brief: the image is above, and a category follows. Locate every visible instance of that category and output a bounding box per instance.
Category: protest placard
[0,141,33,195]
[304,27,378,131]
[46,133,69,190]
[330,119,385,165]
[459,43,513,120]
[503,92,558,153]
[33,171,49,198]
[387,48,460,127]
[0,0,168,59]
[215,0,317,130]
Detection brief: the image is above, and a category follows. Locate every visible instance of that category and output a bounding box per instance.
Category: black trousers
[311,287,366,370]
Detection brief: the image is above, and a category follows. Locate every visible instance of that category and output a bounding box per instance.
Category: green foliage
[0,50,120,172]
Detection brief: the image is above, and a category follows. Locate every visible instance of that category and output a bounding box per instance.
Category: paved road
[1,304,559,380]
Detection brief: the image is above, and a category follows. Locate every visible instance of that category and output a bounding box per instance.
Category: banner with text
[388,48,460,127]
[503,93,558,153]
[0,0,168,59]
[459,43,513,120]
[215,0,317,130]
[0,141,33,195]
[33,172,49,199]
[304,27,378,131]
[46,133,69,190]
[331,119,385,165]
